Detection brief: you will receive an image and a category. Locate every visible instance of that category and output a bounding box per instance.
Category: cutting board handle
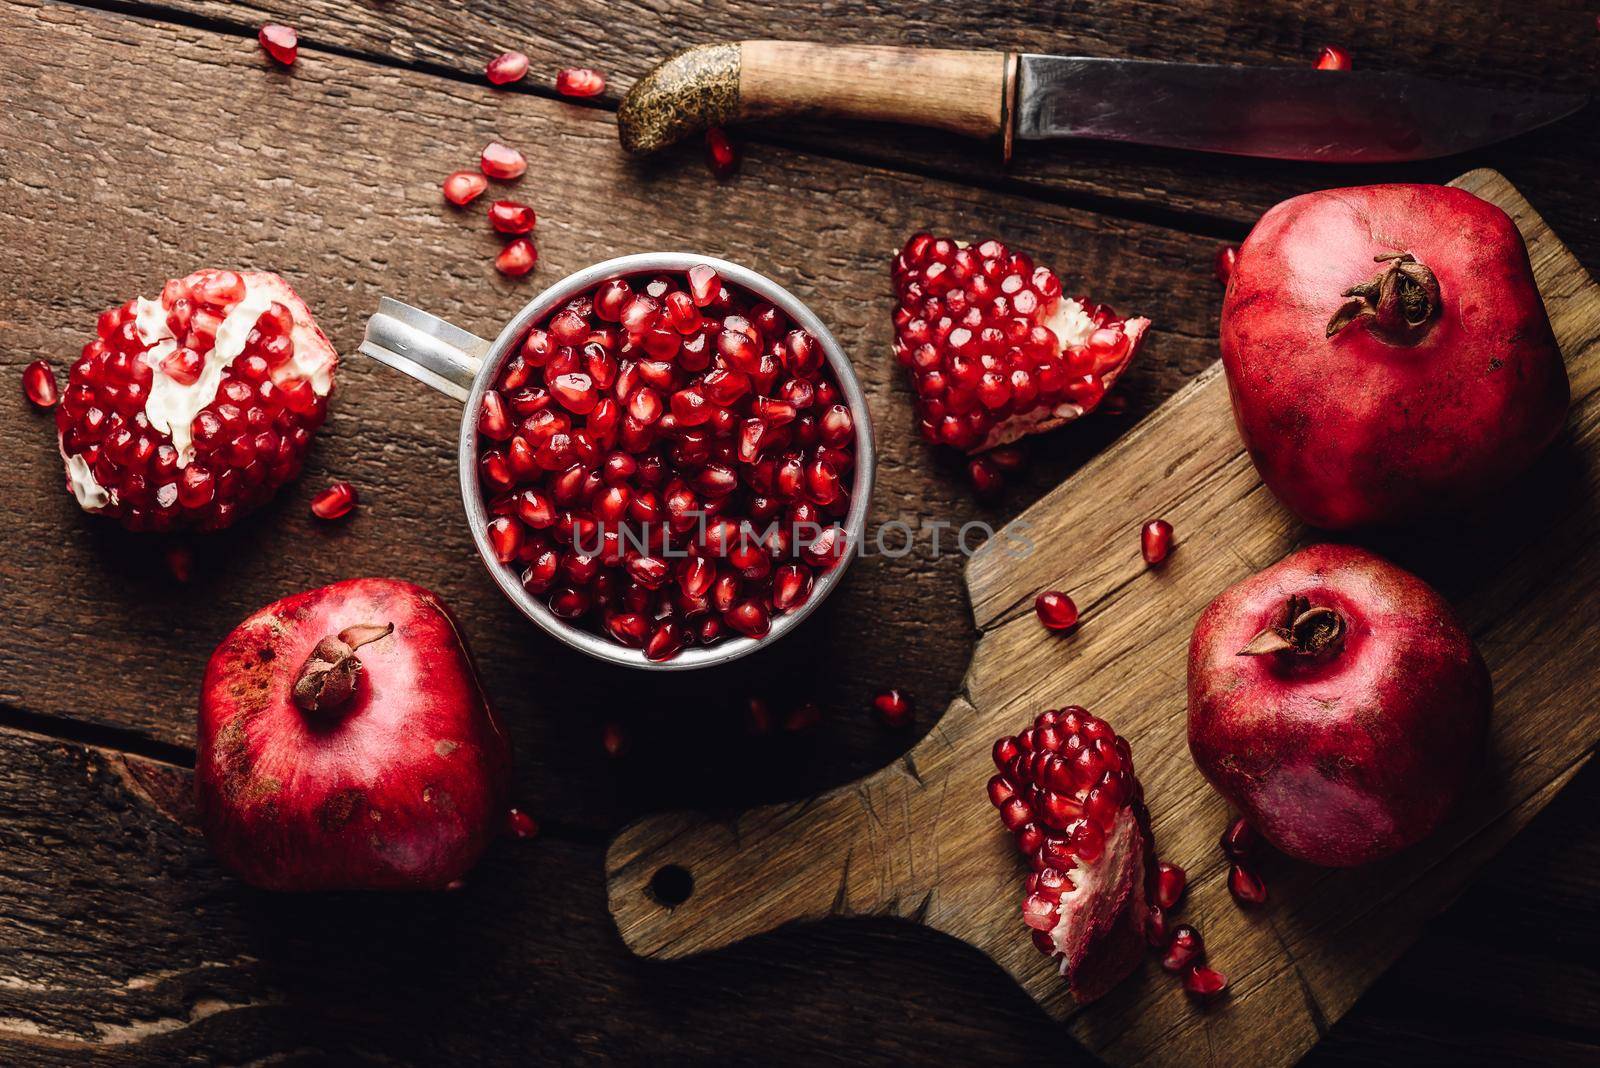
[605,702,984,958]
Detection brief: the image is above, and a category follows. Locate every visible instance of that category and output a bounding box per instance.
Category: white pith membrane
[974,300,1152,453]
[1044,808,1147,977]
[130,275,335,468]
[63,447,113,511]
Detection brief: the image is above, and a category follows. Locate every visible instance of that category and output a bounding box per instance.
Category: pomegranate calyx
[1237,595,1346,658]
[291,622,394,713]
[1326,251,1441,345]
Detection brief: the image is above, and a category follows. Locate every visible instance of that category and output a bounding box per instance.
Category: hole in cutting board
[648,864,693,906]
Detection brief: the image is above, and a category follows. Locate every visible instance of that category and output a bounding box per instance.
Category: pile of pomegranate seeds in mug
[476,266,857,661]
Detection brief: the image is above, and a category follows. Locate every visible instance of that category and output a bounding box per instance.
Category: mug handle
[359,297,493,402]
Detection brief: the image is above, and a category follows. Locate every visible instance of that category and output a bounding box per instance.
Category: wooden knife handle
[618,42,1017,159]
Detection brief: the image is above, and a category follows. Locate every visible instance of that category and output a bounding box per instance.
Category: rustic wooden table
[1,1,1596,1064]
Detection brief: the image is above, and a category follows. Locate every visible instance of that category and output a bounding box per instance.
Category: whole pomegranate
[987,707,1156,1002]
[196,579,510,891]
[55,269,338,531]
[1220,185,1568,529]
[1187,545,1490,867]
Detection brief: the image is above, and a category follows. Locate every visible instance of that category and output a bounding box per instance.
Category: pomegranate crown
[1238,594,1346,658]
[1326,252,1441,346]
[292,623,394,714]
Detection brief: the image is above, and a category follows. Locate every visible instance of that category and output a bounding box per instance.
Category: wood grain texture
[605,170,1600,1065]
[0,0,1217,830]
[83,0,1600,270]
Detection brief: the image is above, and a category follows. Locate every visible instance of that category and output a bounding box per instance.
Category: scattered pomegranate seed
[486,51,530,86]
[746,697,775,735]
[443,171,489,207]
[1220,816,1258,861]
[1141,518,1174,566]
[1155,861,1186,910]
[481,141,528,181]
[784,701,823,732]
[1145,904,1169,947]
[1183,964,1228,997]
[1228,863,1268,905]
[496,238,538,277]
[310,481,358,520]
[1161,924,1203,972]
[1214,244,1238,287]
[258,23,298,66]
[22,360,58,408]
[873,689,914,728]
[987,446,1026,472]
[705,127,739,178]
[1314,45,1352,71]
[555,67,607,98]
[163,544,194,583]
[1034,591,1079,631]
[488,200,537,235]
[968,456,1004,498]
[506,806,539,838]
[602,721,628,758]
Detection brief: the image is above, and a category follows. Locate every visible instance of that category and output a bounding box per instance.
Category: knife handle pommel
[619,42,1016,159]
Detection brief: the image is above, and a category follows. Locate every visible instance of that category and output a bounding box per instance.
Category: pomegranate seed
[1155,861,1186,909]
[1221,816,1258,861]
[704,127,739,178]
[1314,45,1352,71]
[746,697,775,734]
[486,516,523,562]
[1183,965,1228,998]
[488,200,537,234]
[687,265,721,307]
[1162,925,1203,973]
[506,807,539,839]
[873,689,914,728]
[22,360,58,408]
[1228,863,1268,906]
[481,141,527,180]
[496,238,538,277]
[784,701,822,732]
[443,171,489,207]
[1034,591,1079,631]
[987,446,1026,472]
[163,544,194,583]
[258,23,298,66]
[602,722,627,758]
[1145,904,1169,948]
[486,51,529,86]
[310,481,358,520]
[969,456,1004,498]
[1141,518,1174,566]
[555,67,606,98]
[1214,244,1238,287]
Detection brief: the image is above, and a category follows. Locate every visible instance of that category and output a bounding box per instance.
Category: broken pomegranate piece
[891,234,1148,453]
[475,268,856,660]
[988,706,1156,1002]
[54,269,337,531]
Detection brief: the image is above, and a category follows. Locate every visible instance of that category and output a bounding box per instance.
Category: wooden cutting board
[605,169,1600,1065]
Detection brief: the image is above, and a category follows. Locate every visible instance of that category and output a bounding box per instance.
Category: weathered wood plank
[76,0,1600,269]
[0,0,1218,831]
[0,723,1592,1063]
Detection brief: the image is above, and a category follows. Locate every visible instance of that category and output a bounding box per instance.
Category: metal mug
[359,253,876,670]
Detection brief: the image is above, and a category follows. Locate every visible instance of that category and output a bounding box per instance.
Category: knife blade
[1015,55,1586,162]
[617,42,1587,164]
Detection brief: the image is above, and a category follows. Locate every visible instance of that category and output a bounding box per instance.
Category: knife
[616,43,1586,162]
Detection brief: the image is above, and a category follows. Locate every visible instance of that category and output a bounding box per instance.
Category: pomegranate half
[1220,184,1568,529]
[196,578,511,891]
[1187,544,1491,867]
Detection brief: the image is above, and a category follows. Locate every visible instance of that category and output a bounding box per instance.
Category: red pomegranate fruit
[1221,184,1568,529]
[988,707,1155,1002]
[1187,544,1491,867]
[475,266,857,661]
[892,234,1148,453]
[196,579,510,891]
[54,269,337,531]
